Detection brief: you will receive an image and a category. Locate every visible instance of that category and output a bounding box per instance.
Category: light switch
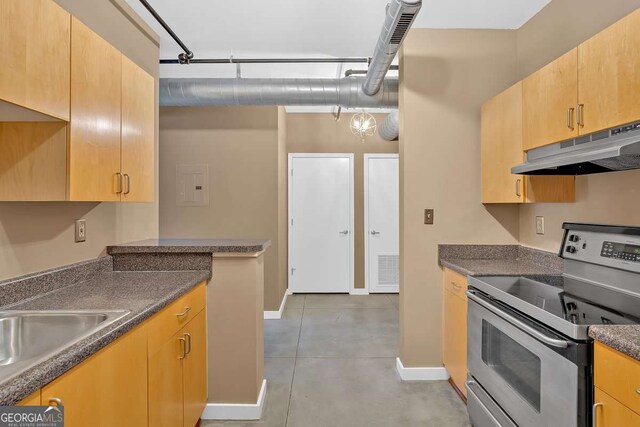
[536,216,545,235]
[424,209,434,225]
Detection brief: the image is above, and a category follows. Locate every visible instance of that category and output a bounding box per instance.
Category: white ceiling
[126,0,550,111]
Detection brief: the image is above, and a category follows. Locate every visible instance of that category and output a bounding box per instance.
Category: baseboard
[201,379,267,420]
[349,288,370,295]
[264,292,288,319]
[395,358,450,381]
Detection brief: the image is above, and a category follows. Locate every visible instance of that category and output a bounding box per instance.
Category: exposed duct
[364,0,421,141]
[157,0,422,141]
[160,77,398,108]
[378,110,400,141]
[362,0,422,96]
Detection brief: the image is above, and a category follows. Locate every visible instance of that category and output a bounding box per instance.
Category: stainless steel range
[465,223,640,427]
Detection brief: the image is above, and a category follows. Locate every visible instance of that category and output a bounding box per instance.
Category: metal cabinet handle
[340,230,349,235]
[177,337,187,359]
[124,174,131,195]
[451,281,462,290]
[636,388,640,395]
[115,172,123,194]
[577,104,585,127]
[467,290,570,348]
[567,107,575,130]
[592,402,603,427]
[515,179,521,197]
[48,397,63,407]
[370,230,380,235]
[184,332,192,355]
[176,307,191,318]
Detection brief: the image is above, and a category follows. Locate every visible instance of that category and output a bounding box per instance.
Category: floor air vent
[378,255,400,285]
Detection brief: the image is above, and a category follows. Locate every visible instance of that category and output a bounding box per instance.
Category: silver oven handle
[467,290,570,349]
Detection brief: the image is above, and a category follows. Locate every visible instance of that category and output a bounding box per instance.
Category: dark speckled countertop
[438,244,563,277]
[108,238,271,254]
[0,269,210,406]
[589,325,640,361]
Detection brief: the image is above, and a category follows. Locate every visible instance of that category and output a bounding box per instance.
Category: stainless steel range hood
[512,121,640,175]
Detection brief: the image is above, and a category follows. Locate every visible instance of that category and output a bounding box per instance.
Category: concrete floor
[202,294,470,427]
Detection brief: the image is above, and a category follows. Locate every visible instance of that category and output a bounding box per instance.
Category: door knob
[370,230,380,235]
[340,230,349,235]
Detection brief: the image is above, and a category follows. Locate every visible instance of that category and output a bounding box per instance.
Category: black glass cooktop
[468,275,640,339]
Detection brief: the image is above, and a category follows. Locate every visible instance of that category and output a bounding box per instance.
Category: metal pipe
[345,65,398,77]
[159,57,371,65]
[378,110,400,141]
[159,77,398,108]
[363,0,422,96]
[138,0,193,62]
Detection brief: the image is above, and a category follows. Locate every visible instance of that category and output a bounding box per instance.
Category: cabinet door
[183,310,208,427]
[578,9,640,135]
[443,278,467,397]
[594,341,640,415]
[121,56,155,202]
[594,388,640,427]
[41,325,148,427]
[481,82,524,203]
[26,0,70,120]
[523,49,578,150]
[149,330,186,427]
[0,0,28,107]
[0,0,70,120]
[69,17,122,201]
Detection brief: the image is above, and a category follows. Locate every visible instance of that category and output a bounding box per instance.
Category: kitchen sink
[0,310,129,381]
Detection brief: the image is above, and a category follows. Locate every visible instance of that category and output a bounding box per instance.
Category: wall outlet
[535,216,545,235]
[424,209,434,225]
[75,219,86,242]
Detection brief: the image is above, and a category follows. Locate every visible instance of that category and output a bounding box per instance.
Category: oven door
[467,290,579,427]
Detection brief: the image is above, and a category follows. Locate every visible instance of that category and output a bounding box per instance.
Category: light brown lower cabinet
[183,310,208,427]
[442,268,468,399]
[16,282,207,427]
[149,309,208,427]
[594,387,640,427]
[41,323,149,427]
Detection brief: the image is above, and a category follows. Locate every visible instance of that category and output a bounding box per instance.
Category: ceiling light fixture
[350,111,377,142]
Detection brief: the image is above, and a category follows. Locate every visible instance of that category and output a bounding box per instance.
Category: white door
[288,154,354,293]
[365,154,399,293]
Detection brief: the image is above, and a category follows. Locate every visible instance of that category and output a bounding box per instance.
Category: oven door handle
[467,290,570,349]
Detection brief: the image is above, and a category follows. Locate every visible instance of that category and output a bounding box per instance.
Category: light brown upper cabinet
[0,10,156,202]
[70,18,155,202]
[482,82,525,203]
[523,49,579,151]
[578,9,640,135]
[0,0,70,120]
[481,82,575,204]
[523,9,640,150]
[69,17,122,201]
[121,56,155,202]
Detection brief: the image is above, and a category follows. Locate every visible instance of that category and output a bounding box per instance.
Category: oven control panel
[600,241,640,263]
[562,227,640,273]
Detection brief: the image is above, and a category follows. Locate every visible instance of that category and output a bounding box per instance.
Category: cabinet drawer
[595,341,640,415]
[594,387,640,427]
[443,268,468,300]
[148,282,206,355]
